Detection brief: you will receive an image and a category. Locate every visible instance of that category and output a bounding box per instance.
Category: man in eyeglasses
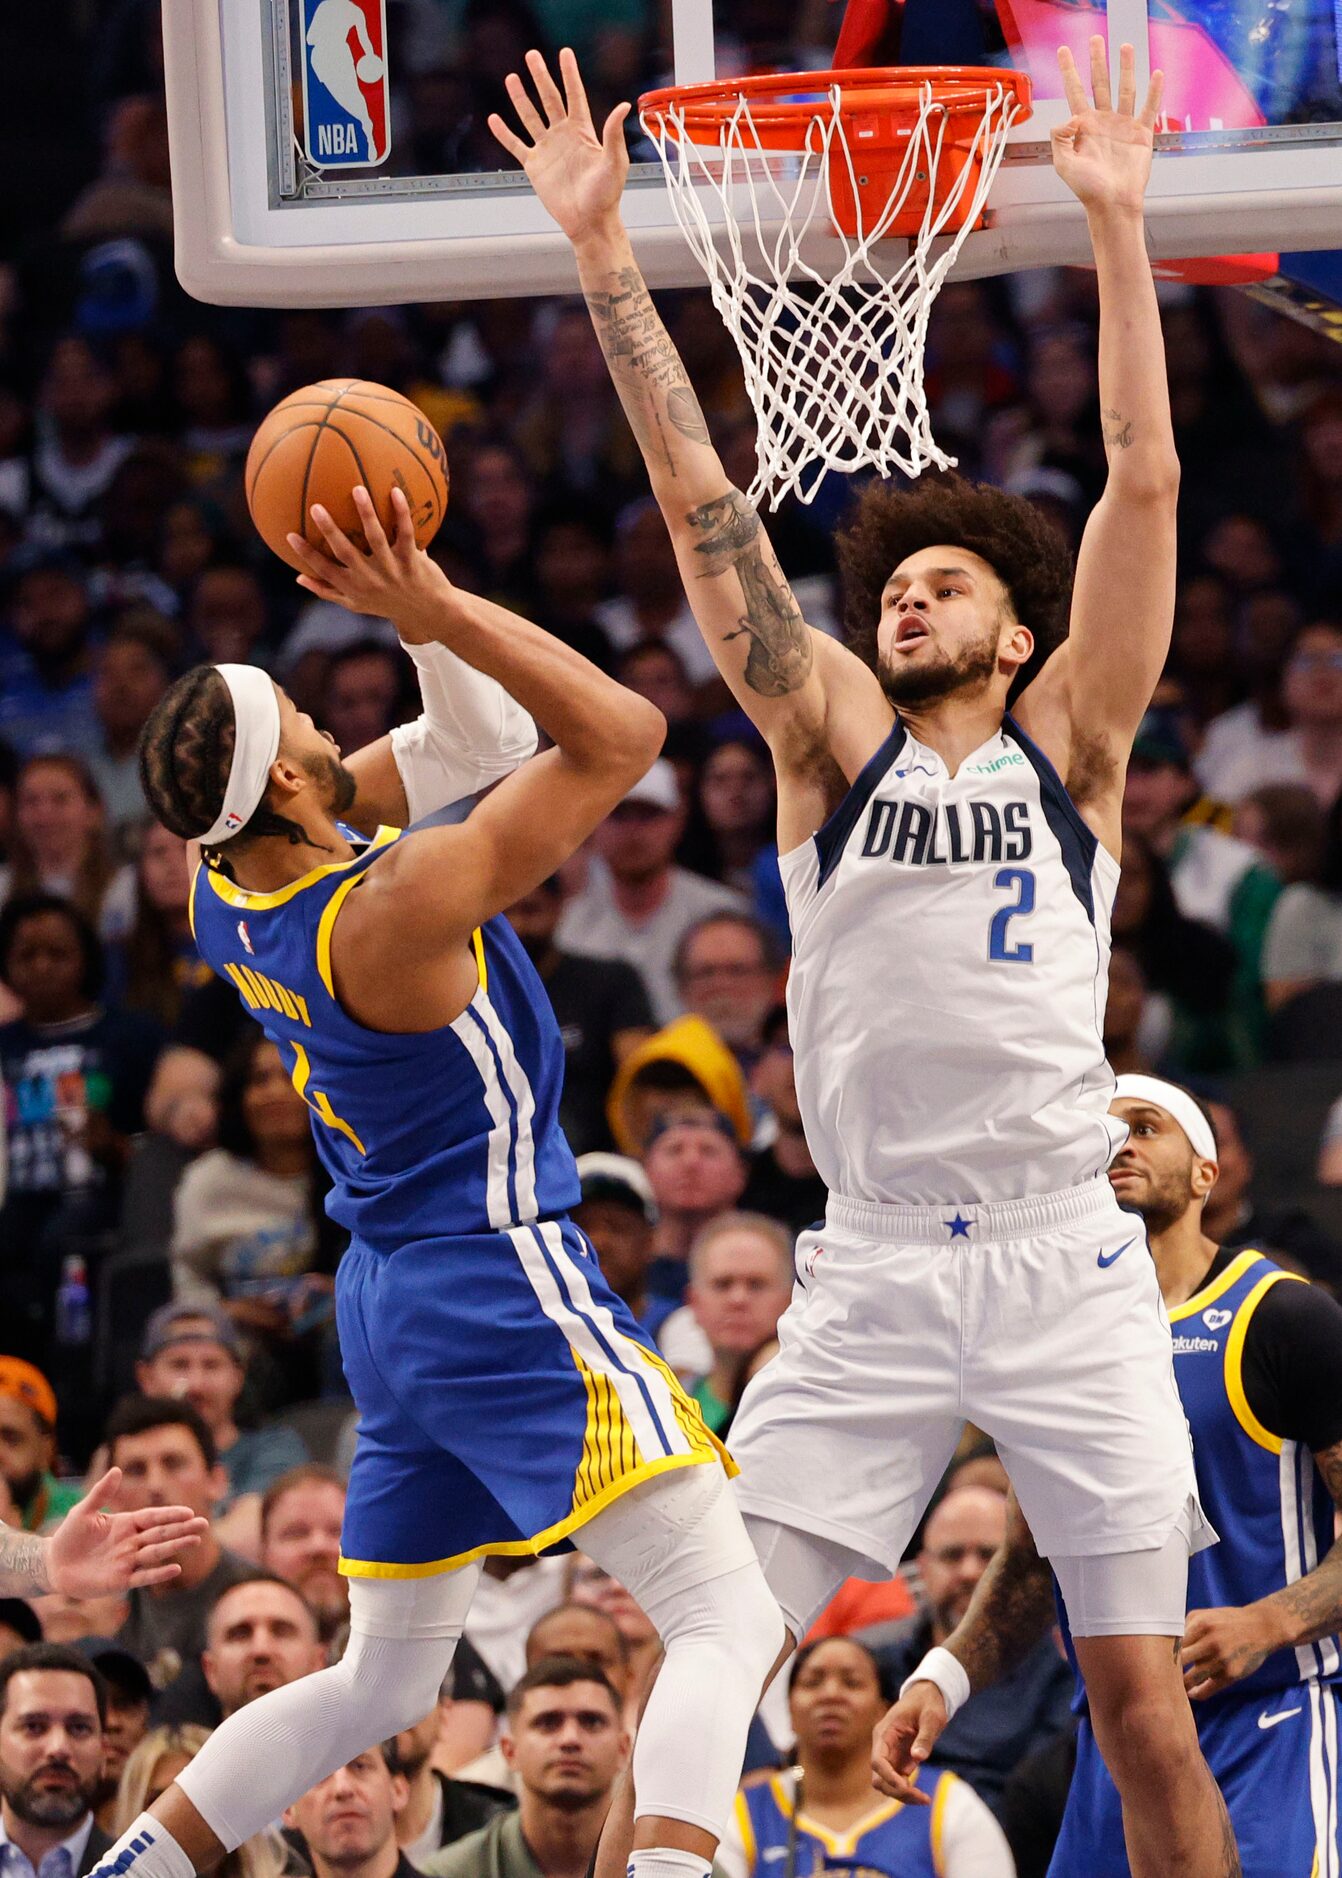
[864,1485,1073,1816]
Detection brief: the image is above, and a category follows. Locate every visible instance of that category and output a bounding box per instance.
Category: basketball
[245,380,449,572]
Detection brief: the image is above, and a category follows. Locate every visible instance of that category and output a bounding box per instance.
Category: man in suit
[0,1644,115,1878]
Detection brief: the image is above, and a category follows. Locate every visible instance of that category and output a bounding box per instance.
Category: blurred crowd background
[0,3,1340,1876]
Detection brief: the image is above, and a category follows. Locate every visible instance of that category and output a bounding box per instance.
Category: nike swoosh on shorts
[1097,1236,1137,1269]
[1257,1706,1303,1729]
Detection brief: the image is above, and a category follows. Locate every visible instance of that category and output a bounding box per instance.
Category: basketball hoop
[639,67,1031,508]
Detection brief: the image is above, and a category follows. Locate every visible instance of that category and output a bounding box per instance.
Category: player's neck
[1148,1215,1219,1310]
[894,689,1009,777]
[225,815,356,892]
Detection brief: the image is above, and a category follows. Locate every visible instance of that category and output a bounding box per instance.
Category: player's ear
[1002,620,1034,672]
[1191,1155,1219,1201]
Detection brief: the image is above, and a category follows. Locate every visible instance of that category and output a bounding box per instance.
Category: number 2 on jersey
[989,867,1036,963]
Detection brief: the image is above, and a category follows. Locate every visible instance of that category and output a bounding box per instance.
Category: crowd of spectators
[2,3,1342,1876]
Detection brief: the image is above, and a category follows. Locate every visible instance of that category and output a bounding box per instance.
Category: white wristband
[899,1646,971,1724]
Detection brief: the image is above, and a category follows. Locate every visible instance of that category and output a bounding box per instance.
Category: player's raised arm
[1017,42,1180,789]
[872,1492,1054,1803]
[489,50,849,765]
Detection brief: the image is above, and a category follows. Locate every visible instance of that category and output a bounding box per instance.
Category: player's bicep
[1065,484,1178,748]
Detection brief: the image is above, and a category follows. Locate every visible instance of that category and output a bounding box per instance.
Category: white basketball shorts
[729,1176,1216,1576]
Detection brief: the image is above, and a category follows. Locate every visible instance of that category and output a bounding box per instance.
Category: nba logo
[300,0,390,169]
[237,920,254,955]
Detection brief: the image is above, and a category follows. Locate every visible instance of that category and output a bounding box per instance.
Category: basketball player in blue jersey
[878,1073,1342,1876]
[93,493,787,1878]
[497,33,1238,1878]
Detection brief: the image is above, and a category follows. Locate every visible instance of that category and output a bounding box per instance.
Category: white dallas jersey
[780,713,1126,1206]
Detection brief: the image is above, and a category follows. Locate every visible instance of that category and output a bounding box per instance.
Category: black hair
[0,892,103,998]
[137,664,308,871]
[505,1654,621,1720]
[526,1602,631,1664]
[104,1394,218,1471]
[789,1635,890,1701]
[0,1643,108,1727]
[836,471,1074,700]
[672,909,783,986]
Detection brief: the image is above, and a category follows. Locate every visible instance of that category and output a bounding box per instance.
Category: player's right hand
[288,485,453,635]
[871,1682,947,1803]
[487,48,630,244]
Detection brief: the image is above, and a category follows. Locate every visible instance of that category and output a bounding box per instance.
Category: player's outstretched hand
[870,1682,947,1803]
[488,48,630,244]
[1051,37,1163,214]
[288,486,453,639]
[46,1467,208,1598]
[1181,1603,1282,1699]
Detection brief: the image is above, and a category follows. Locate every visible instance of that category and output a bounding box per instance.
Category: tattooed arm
[872,1491,1056,1802]
[1012,42,1180,850]
[0,1525,54,1595]
[489,50,889,837]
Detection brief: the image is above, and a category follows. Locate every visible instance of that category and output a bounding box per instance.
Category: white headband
[198,664,281,846]
[1113,1074,1218,1163]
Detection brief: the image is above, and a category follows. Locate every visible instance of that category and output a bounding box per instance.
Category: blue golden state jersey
[190,826,581,1246]
[1169,1247,1340,1697]
[733,1770,956,1878]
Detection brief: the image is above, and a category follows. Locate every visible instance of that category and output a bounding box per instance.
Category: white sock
[628,1851,711,1878]
[88,1814,196,1878]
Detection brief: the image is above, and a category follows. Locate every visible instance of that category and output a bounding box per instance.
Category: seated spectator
[716,1637,1012,1878]
[0,756,134,940]
[556,763,746,1026]
[0,1641,113,1875]
[571,1155,667,1340]
[595,500,719,687]
[387,1697,512,1867]
[106,1397,259,1699]
[567,1563,662,1711]
[612,644,696,730]
[136,1304,309,1524]
[680,740,776,896]
[681,1212,793,1435]
[529,506,615,673]
[0,1601,41,1658]
[169,1028,335,1410]
[285,1743,416,1878]
[319,643,414,759]
[671,914,782,1074]
[111,825,209,1031]
[606,1017,752,1160]
[1202,1098,1342,1284]
[0,558,100,758]
[259,1466,348,1648]
[88,616,173,836]
[1210,617,1342,809]
[0,1358,80,1531]
[199,1579,324,1725]
[115,1725,286,1878]
[31,1591,128,1647]
[865,1488,1073,1815]
[504,879,653,1156]
[1110,834,1244,1071]
[461,1557,570,1719]
[421,1660,629,1878]
[1261,791,1342,1010]
[640,1112,749,1317]
[740,1008,828,1236]
[0,895,161,1372]
[81,1645,151,1834]
[184,566,270,670]
[1233,783,1327,887]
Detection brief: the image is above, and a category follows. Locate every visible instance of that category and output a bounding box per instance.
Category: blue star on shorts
[944,1212,972,1239]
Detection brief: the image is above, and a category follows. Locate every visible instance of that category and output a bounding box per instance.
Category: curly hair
[835,472,1075,699]
[138,665,306,870]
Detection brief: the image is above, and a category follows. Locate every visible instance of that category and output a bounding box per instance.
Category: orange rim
[638,65,1032,145]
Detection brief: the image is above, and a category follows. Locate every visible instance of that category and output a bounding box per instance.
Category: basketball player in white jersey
[494,35,1238,1878]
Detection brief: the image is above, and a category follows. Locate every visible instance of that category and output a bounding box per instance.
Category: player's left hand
[46,1467,208,1599]
[287,485,454,637]
[1181,1602,1285,1698]
[1051,38,1163,214]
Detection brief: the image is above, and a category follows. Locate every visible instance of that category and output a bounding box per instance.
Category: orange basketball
[245,380,449,572]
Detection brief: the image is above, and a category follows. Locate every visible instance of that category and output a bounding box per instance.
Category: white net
[640,79,1025,509]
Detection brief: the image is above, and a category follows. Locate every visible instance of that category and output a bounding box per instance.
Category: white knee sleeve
[177,1567,480,1847]
[581,1465,787,1840]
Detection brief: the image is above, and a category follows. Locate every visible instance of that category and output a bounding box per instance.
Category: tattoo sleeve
[1262,1438,1342,1647]
[945,1520,1056,1693]
[0,1527,51,1595]
[583,267,712,478]
[684,488,813,699]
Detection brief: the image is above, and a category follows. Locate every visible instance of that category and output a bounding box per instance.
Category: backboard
[164,0,1342,308]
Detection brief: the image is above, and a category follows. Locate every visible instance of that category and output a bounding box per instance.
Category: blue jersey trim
[1003,714,1098,924]
[813,719,907,890]
[529,1223,674,1457]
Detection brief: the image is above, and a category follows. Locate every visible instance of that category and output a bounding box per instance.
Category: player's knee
[659,1560,788,1687]
[337,1631,451,1737]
